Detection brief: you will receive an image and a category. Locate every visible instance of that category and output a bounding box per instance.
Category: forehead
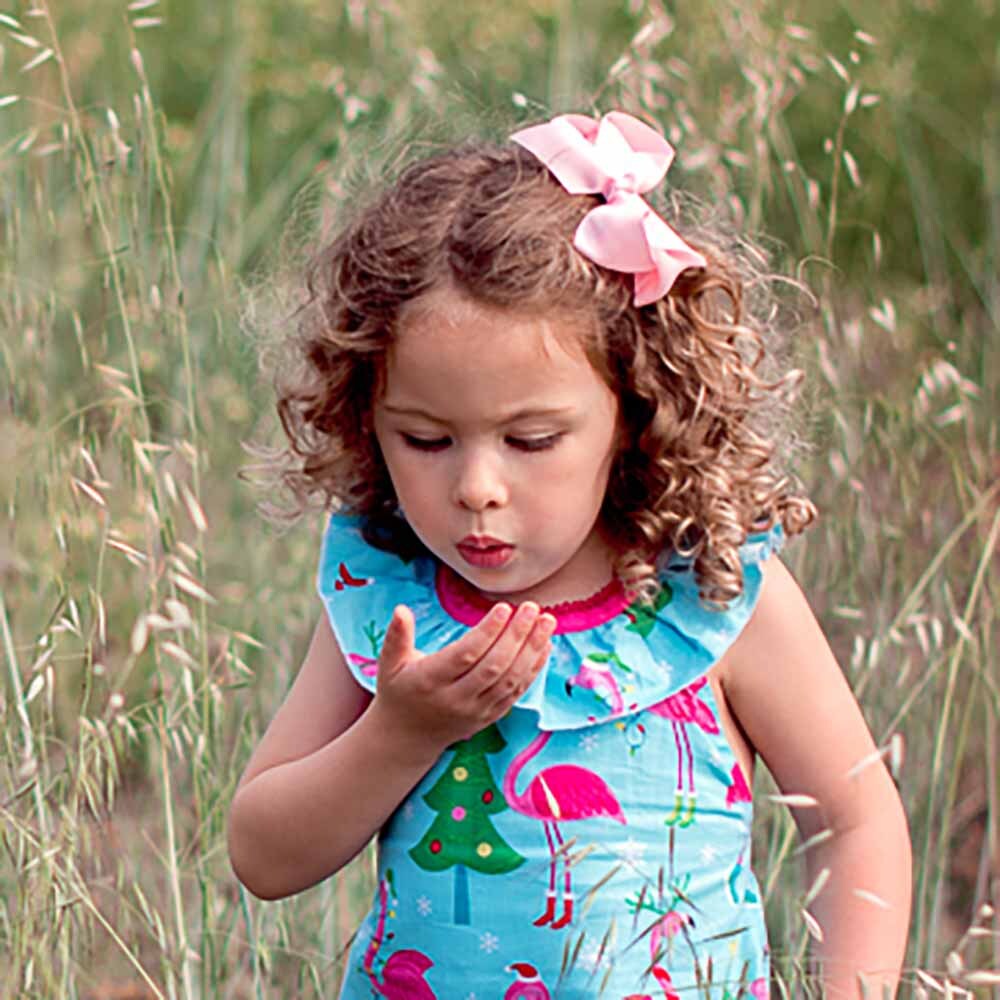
[380,289,611,419]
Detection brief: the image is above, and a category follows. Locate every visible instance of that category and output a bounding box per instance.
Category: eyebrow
[381,404,576,422]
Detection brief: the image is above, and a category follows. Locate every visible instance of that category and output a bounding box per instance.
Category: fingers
[431,603,515,683]
[374,599,556,750]
[452,603,556,703]
[376,605,415,679]
[479,626,554,714]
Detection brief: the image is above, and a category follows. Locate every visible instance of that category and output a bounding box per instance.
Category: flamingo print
[502,730,626,929]
[504,961,551,999]
[725,762,753,808]
[349,652,378,678]
[650,908,695,958]
[649,910,694,992]
[651,967,681,999]
[621,968,680,1000]
[363,876,437,999]
[647,678,720,826]
[564,653,630,716]
[627,875,694,995]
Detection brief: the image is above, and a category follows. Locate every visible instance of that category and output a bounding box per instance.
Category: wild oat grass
[1,1,997,997]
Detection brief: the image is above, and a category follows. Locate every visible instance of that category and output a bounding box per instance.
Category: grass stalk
[35,0,152,445]
[158,707,195,1000]
[75,882,167,1000]
[913,505,1000,964]
[1,592,48,840]
[2,1,995,994]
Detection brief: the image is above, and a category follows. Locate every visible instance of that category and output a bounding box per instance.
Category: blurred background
[1,0,997,996]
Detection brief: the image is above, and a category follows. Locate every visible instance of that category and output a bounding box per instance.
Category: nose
[452,447,508,512]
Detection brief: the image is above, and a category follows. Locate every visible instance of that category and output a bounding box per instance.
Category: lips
[459,535,509,549]
[457,535,514,569]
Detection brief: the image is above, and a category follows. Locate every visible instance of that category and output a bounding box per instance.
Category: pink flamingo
[363,877,437,999]
[504,961,551,999]
[651,967,681,999]
[726,762,753,808]
[648,910,694,995]
[624,969,680,1000]
[565,655,627,715]
[348,652,378,678]
[647,678,720,827]
[502,731,626,929]
[650,909,694,959]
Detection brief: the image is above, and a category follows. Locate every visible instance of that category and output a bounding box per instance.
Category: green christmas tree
[409,722,524,924]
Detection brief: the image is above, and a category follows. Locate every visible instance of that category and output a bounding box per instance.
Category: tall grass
[1,0,997,996]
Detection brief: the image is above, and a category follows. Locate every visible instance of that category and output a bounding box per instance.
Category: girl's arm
[720,555,912,998]
[228,602,554,900]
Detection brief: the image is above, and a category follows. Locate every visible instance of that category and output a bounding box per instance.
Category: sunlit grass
[1,0,997,996]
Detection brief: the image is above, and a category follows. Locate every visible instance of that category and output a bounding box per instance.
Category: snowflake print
[479,931,500,953]
[619,837,647,864]
[578,732,600,752]
[700,843,719,864]
[416,895,432,917]
[402,802,416,821]
[580,939,613,973]
[554,643,576,672]
[464,994,478,1000]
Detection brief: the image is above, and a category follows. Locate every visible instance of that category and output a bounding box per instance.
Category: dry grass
[1,0,997,996]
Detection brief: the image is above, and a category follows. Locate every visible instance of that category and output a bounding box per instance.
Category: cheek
[379,446,418,496]
[536,442,615,505]
[372,432,413,500]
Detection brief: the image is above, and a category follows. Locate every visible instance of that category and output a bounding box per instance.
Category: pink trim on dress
[435,565,631,634]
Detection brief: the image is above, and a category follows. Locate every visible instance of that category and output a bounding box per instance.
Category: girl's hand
[370,602,556,753]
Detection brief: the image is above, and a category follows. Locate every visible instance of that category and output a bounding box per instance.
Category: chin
[456,565,538,599]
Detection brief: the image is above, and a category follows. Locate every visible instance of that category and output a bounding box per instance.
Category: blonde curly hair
[266,136,816,607]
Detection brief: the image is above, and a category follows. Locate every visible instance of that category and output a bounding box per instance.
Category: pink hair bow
[510,111,706,306]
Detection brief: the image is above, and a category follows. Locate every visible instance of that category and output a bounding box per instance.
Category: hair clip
[511,111,706,306]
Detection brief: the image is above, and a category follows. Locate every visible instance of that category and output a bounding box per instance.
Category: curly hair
[266,136,816,607]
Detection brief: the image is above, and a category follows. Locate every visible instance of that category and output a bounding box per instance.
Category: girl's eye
[401,434,450,451]
[508,434,562,452]
[400,433,563,452]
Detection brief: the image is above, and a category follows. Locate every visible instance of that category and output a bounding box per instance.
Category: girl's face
[373,287,621,607]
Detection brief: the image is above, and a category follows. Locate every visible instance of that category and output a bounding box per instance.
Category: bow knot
[511,111,706,306]
[603,172,638,200]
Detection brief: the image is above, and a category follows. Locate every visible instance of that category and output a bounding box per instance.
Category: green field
[1,0,997,996]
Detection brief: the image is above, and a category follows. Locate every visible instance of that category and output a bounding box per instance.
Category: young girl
[228,111,911,999]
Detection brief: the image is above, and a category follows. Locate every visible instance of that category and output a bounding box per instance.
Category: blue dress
[317,515,781,1000]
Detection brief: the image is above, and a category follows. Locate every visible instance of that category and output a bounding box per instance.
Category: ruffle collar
[317,514,783,732]
[436,565,631,634]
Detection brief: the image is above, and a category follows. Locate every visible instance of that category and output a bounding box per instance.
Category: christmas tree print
[409,723,525,924]
[624,585,672,637]
[348,619,385,678]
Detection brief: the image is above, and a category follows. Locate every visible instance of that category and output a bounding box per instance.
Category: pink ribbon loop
[511,111,706,306]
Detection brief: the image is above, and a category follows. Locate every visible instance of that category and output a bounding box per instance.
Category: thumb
[378,605,415,676]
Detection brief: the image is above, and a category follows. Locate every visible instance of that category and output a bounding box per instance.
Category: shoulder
[715,552,829,706]
[716,553,810,669]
